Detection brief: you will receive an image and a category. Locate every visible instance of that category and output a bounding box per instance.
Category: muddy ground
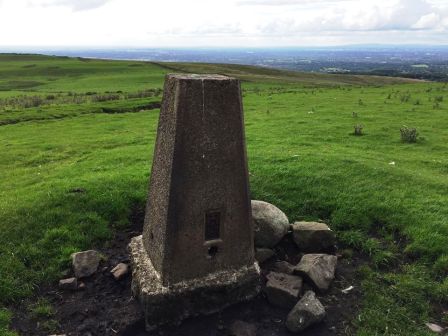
[11,208,363,336]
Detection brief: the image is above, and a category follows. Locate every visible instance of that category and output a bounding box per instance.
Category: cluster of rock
[252,200,337,333]
[58,250,129,291]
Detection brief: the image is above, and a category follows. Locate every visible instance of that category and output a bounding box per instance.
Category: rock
[264,272,303,308]
[58,277,77,290]
[292,221,335,253]
[71,250,100,278]
[111,263,129,280]
[272,261,295,275]
[252,200,289,248]
[229,320,257,336]
[286,291,326,333]
[426,323,444,334]
[255,248,275,264]
[294,254,337,292]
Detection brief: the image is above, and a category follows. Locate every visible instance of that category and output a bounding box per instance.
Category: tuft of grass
[400,126,419,143]
[0,309,17,336]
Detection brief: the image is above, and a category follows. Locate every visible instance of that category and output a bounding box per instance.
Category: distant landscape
[3,45,448,81]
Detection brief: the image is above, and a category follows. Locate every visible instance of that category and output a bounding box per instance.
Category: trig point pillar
[129,74,261,330]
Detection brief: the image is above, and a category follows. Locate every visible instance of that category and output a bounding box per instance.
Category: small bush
[354,124,364,136]
[91,94,121,102]
[400,126,418,143]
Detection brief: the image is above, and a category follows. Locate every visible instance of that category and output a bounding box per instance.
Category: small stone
[292,222,335,253]
[58,277,77,290]
[294,254,337,292]
[286,291,326,333]
[426,323,444,334]
[229,320,257,336]
[273,261,295,275]
[111,263,129,280]
[264,272,303,308]
[255,248,275,264]
[78,282,86,290]
[252,200,289,248]
[71,250,100,278]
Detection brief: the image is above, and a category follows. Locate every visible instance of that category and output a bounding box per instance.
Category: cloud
[0,0,447,46]
[257,0,447,34]
[238,0,348,5]
[28,0,113,11]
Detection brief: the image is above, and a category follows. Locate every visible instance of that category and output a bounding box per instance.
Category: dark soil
[11,207,364,336]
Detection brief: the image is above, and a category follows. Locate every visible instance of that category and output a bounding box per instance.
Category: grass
[0,54,447,335]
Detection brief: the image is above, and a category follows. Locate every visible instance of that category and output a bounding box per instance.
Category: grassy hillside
[0,54,447,335]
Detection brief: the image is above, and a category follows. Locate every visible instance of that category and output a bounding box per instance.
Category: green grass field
[0,54,447,335]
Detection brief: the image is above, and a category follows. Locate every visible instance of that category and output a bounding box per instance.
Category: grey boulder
[252,200,289,248]
[264,272,303,308]
[255,248,275,264]
[272,261,295,275]
[286,290,326,333]
[294,254,337,292]
[292,222,335,252]
[71,250,100,278]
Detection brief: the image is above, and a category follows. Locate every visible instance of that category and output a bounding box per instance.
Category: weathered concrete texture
[292,222,336,253]
[131,74,260,330]
[142,74,254,286]
[294,254,337,292]
[264,272,303,308]
[129,236,261,331]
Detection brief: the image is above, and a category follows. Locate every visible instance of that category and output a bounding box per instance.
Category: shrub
[400,126,418,143]
[354,124,364,136]
[91,94,121,102]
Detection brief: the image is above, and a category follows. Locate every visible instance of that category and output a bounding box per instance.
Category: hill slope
[0,54,447,336]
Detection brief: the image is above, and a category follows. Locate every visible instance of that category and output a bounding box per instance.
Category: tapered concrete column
[129,74,260,331]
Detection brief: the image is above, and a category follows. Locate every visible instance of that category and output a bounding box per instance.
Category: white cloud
[27,0,113,11]
[0,0,446,47]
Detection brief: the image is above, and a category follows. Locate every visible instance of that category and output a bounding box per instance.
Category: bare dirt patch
[11,207,365,336]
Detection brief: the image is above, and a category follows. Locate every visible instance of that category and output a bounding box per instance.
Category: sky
[0,0,447,47]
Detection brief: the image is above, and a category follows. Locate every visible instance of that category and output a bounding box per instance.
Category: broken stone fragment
[111,263,129,280]
[273,261,295,275]
[229,320,257,336]
[294,254,337,292]
[255,248,275,264]
[58,277,77,290]
[264,272,303,308]
[286,291,326,333]
[292,221,335,253]
[252,200,289,248]
[71,250,100,278]
[425,323,445,334]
